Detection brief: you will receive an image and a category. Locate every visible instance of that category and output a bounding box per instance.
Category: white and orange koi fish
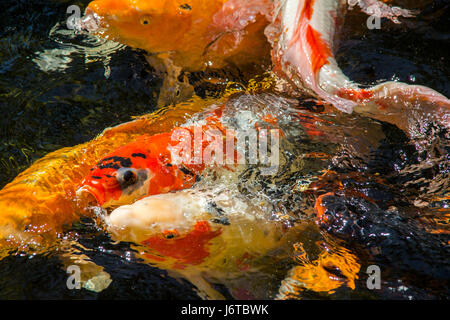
[270,0,450,133]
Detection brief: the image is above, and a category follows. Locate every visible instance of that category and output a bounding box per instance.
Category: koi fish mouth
[76,184,105,206]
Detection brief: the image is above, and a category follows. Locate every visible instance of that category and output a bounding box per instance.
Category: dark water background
[0,0,448,299]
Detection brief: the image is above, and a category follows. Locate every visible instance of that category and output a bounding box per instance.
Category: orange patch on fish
[261,114,279,125]
[302,122,324,137]
[142,221,222,268]
[305,25,332,75]
[336,88,374,102]
[302,152,330,159]
[302,0,315,20]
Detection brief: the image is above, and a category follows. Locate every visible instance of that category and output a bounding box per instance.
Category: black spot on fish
[165,233,176,239]
[207,201,225,216]
[105,174,113,178]
[179,166,194,176]
[99,163,120,170]
[91,176,102,179]
[180,3,192,10]
[165,163,173,167]
[132,153,147,159]
[97,156,132,169]
[211,217,230,226]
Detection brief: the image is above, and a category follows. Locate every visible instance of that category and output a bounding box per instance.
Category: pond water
[0,0,448,299]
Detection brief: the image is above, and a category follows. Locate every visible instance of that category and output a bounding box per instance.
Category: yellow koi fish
[0,97,215,248]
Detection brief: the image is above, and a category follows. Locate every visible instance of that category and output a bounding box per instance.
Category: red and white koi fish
[103,187,279,258]
[104,189,225,267]
[271,0,450,132]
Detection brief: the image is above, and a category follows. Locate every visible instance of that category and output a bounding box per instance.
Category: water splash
[33,22,126,77]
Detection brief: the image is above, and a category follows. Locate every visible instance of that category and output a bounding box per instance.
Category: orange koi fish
[78,92,335,208]
[82,0,273,71]
[77,107,233,208]
[0,97,213,246]
[81,0,274,106]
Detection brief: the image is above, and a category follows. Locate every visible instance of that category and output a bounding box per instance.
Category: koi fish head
[83,0,199,53]
[104,190,223,267]
[77,143,156,208]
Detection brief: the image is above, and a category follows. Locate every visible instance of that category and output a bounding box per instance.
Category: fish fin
[176,272,226,300]
[353,82,450,135]
[59,240,112,293]
[211,0,272,32]
[145,54,195,107]
[275,0,448,135]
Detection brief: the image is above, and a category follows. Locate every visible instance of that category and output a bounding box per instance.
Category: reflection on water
[0,0,448,299]
[0,0,162,190]
[277,237,361,299]
[33,22,126,75]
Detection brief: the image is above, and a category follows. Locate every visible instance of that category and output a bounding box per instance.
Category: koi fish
[82,0,273,71]
[81,0,274,106]
[0,97,211,246]
[103,188,236,265]
[83,0,449,133]
[102,186,297,298]
[271,0,450,133]
[104,185,365,299]
[77,93,292,208]
[77,107,233,208]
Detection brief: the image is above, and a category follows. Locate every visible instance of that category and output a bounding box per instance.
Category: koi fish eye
[139,15,151,26]
[116,168,138,188]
